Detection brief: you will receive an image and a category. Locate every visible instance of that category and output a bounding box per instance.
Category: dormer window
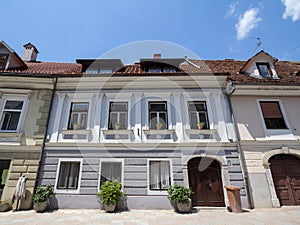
[163,68,176,73]
[148,68,162,73]
[0,54,8,70]
[256,62,272,78]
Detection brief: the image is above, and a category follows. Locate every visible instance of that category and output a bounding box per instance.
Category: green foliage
[167,184,194,204]
[96,181,125,206]
[33,185,54,205]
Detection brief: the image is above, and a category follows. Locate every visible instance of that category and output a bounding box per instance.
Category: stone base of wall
[1,159,39,210]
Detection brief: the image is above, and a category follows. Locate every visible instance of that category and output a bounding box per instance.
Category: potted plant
[156,122,163,130]
[32,185,54,212]
[96,181,125,212]
[197,121,206,129]
[167,184,194,213]
[0,200,11,212]
[72,122,79,130]
[114,122,121,130]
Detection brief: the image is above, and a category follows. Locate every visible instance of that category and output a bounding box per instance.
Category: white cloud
[225,2,238,19]
[281,0,300,22]
[235,8,262,40]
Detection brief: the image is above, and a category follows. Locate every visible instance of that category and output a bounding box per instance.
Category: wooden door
[270,154,300,206]
[188,158,225,207]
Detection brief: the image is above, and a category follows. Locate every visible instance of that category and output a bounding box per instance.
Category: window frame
[148,101,168,130]
[0,96,27,133]
[108,102,128,130]
[256,62,272,78]
[54,158,83,194]
[67,102,89,130]
[257,99,293,140]
[259,101,288,130]
[98,159,124,191]
[188,101,209,129]
[148,159,172,195]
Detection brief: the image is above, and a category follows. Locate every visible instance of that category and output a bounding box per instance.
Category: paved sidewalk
[0,207,299,225]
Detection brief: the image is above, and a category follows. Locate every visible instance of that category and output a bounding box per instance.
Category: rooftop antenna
[252,37,263,54]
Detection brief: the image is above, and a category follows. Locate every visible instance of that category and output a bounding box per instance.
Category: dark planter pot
[0,204,11,212]
[33,200,48,212]
[103,203,116,212]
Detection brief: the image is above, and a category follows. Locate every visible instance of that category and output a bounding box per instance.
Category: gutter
[225,80,254,209]
[36,75,58,187]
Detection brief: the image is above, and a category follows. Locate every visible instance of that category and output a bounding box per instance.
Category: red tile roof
[3,62,82,75]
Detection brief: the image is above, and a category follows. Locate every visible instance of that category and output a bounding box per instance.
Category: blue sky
[1,0,300,64]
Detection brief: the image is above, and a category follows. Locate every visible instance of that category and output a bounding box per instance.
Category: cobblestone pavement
[0,207,299,225]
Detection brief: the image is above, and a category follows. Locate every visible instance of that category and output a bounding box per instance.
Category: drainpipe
[225,80,253,209]
[36,75,58,186]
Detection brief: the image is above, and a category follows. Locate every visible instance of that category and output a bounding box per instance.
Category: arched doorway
[188,157,225,207]
[269,154,300,206]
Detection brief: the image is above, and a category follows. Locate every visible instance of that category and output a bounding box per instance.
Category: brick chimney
[21,43,39,62]
[153,53,161,59]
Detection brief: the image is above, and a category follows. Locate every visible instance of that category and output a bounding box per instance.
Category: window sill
[0,132,24,143]
[143,129,175,135]
[102,129,133,135]
[185,129,217,135]
[60,129,91,135]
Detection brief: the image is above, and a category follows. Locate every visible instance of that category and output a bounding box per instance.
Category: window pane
[112,163,121,182]
[4,101,23,110]
[189,112,198,129]
[68,163,80,189]
[158,113,167,129]
[0,112,20,131]
[160,161,170,190]
[149,102,166,111]
[72,103,89,112]
[150,162,160,190]
[149,112,158,129]
[110,102,127,111]
[109,112,118,129]
[101,163,110,184]
[119,113,127,129]
[57,163,70,189]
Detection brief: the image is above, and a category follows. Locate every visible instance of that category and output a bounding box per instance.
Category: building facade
[39,56,248,209]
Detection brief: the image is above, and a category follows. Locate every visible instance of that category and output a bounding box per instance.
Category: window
[99,69,113,73]
[149,161,171,190]
[162,68,176,73]
[68,102,89,130]
[148,68,162,73]
[108,102,128,130]
[100,162,121,185]
[0,54,8,70]
[0,100,24,131]
[149,102,167,129]
[260,101,287,129]
[256,62,272,78]
[57,161,80,189]
[188,101,209,129]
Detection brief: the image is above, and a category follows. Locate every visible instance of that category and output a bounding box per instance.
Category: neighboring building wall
[231,95,300,208]
[0,87,52,209]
